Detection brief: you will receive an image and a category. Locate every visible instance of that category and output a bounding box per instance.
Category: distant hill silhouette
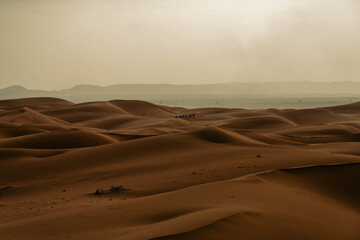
[1,82,360,108]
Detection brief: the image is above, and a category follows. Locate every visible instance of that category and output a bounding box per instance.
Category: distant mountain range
[1,82,360,108]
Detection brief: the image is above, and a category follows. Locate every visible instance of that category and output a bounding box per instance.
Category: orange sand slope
[0,97,359,240]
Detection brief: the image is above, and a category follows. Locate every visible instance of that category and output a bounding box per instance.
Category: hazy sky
[0,0,359,90]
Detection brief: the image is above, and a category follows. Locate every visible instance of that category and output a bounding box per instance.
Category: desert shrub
[95,188,104,195]
[110,185,123,192]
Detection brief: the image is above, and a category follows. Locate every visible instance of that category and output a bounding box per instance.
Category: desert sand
[0,97,359,240]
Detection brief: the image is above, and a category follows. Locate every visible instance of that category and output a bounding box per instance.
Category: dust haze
[1,0,359,90]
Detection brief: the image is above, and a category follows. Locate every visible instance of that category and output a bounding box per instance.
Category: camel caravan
[174,113,196,119]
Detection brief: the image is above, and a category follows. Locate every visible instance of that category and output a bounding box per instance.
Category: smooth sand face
[0,98,359,240]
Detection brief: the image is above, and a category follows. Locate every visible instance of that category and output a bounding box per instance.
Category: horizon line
[2,80,360,92]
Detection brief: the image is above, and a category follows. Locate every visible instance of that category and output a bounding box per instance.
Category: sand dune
[0,126,46,138]
[0,98,359,240]
[0,107,71,127]
[0,97,73,111]
[190,127,265,145]
[42,101,129,123]
[222,115,296,129]
[109,100,177,117]
[152,164,360,240]
[261,162,360,211]
[0,129,117,149]
[323,101,360,114]
[277,108,353,124]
